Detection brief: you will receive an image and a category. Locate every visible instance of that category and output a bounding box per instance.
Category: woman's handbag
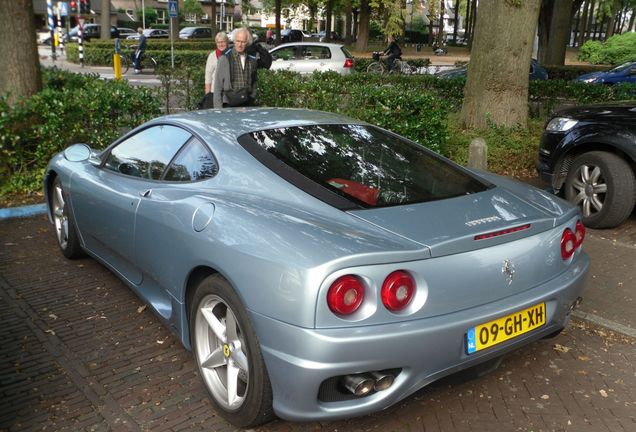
[224,87,250,107]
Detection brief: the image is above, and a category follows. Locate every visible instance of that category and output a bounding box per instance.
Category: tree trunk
[542,0,573,65]
[0,0,42,104]
[101,0,111,39]
[452,0,459,43]
[275,0,281,45]
[355,0,370,51]
[344,0,353,44]
[460,0,541,129]
[465,0,472,42]
[537,0,554,65]
[437,0,445,45]
[587,0,596,40]
[325,0,333,42]
[210,1,217,35]
[468,0,478,48]
[629,6,635,31]
[577,0,589,45]
[605,0,620,38]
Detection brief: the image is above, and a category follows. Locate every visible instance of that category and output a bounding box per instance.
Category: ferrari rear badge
[502,259,515,285]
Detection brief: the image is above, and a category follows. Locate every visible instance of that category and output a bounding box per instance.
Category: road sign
[57,2,69,16]
[168,0,178,18]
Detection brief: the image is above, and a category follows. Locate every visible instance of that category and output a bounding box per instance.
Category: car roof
[153,108,364,141]
[271,42,344,49]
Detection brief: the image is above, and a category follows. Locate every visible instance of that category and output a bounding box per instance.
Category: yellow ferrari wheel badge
[223,344,230,357]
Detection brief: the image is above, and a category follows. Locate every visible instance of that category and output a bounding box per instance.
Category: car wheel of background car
[190,274,274,427]
[564,151,636,228]
[366,62,384,73]
[50,177,85,259]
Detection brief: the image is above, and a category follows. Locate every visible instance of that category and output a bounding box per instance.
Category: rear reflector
[474,224,531,240]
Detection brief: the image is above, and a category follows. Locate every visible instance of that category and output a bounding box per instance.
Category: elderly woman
[201,32,229,107]
[213,27,258,108]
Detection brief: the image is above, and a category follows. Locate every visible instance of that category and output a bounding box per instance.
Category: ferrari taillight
[327,275,364,315]
[381,271,415,311]
[561,219,585,260]
[575,220,586,247]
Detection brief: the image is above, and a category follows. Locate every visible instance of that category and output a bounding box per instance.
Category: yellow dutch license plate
[466,303,546,354]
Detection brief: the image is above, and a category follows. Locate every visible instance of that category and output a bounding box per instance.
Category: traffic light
[79,0,90,14]
[69,0,77,13]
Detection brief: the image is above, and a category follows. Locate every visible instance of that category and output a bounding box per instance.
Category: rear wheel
[50,177,84,259]
[119,54,129,74]
[366,62,385,74]
[190,275,274,427]
[564,151,636,228]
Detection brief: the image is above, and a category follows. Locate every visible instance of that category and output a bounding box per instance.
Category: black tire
[119,54,129,74]
[564,151,636,229]
[367,62,385,74]
[50,177,85,259]
[189,275,274,427]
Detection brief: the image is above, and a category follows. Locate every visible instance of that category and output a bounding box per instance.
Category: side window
[316,46,331,59]
[104,125,191,179]
[272,46,297,61]
[164,138,219,182]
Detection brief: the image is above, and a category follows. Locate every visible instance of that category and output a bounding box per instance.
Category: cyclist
[382,36,402,72]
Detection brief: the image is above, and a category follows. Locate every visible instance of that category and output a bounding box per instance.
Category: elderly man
[213,27,258,108]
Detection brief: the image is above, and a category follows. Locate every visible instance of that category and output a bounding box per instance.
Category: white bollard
[468,137,488,170]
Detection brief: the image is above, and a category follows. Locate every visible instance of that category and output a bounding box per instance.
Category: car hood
[552,102,636,121]
[576,71,603,81]
[348,179,575,258]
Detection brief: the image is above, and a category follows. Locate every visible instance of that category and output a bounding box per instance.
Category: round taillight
[561,228,577,260]
[381,271,415,311]
[344,58,354,68]
[327,275,364,315]
[575,220,586,247]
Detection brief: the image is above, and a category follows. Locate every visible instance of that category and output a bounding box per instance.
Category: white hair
[232,27,253,45]
[215,31,229,43]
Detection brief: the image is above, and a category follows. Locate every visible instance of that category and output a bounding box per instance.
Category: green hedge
[66,44,209,67]
[0,68,161,195]
[578,32,636,65]
[85,39,217,51]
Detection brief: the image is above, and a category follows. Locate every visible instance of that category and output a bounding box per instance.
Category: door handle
[139,189,152,197]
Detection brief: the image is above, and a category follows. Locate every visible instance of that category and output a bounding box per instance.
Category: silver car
[269,42,354,75]
[44,108,588,427]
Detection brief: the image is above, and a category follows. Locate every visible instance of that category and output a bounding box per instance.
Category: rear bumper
[251,252,589,421]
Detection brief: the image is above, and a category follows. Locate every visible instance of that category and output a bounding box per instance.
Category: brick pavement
[1,215,635,432]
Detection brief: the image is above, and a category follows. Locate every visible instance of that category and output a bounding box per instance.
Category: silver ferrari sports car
[44,108,589,427]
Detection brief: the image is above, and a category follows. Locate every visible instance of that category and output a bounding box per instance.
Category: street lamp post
[142,0,146,29]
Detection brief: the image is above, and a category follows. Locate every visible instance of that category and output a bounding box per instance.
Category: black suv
[536,102,636,228]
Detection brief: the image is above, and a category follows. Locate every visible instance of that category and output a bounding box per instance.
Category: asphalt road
[1,208,635,431]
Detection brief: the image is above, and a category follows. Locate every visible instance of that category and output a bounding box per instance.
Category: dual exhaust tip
[341,371,395,397]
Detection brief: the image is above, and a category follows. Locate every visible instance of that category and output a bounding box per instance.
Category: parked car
[536,102,636,228]
[575,61,636,85]
[435,58,548,80]
[279,29,304,43]
[126,28,169,40]
[67,24,119,42]
[269,42,354,75]
[318,30,343,42]
[117,27,137,38]
[179,26,212,39]
[45,108,588,428]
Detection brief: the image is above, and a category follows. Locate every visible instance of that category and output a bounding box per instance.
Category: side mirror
[63,143,92,162]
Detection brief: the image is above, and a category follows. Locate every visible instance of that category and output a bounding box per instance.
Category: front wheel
[367,62,385,74]
[564,151,636,228]
[190,275,274,427]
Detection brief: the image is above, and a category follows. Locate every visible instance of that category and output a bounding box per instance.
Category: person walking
[213,27,258,108]
[200,32,229,109]
[133,27,147,74]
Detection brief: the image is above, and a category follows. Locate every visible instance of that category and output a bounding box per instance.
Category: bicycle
[367,52,416,75]
[115,46,158,75]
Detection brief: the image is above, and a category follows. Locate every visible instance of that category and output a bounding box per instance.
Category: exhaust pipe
[342,374,375,396]
[369,371,394,391]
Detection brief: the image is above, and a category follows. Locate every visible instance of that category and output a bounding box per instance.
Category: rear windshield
[341,47,353,59]
[245,124,489,208]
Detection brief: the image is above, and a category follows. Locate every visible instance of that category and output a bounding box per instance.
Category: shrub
[578,32,636,65]
[0,67,161,196]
